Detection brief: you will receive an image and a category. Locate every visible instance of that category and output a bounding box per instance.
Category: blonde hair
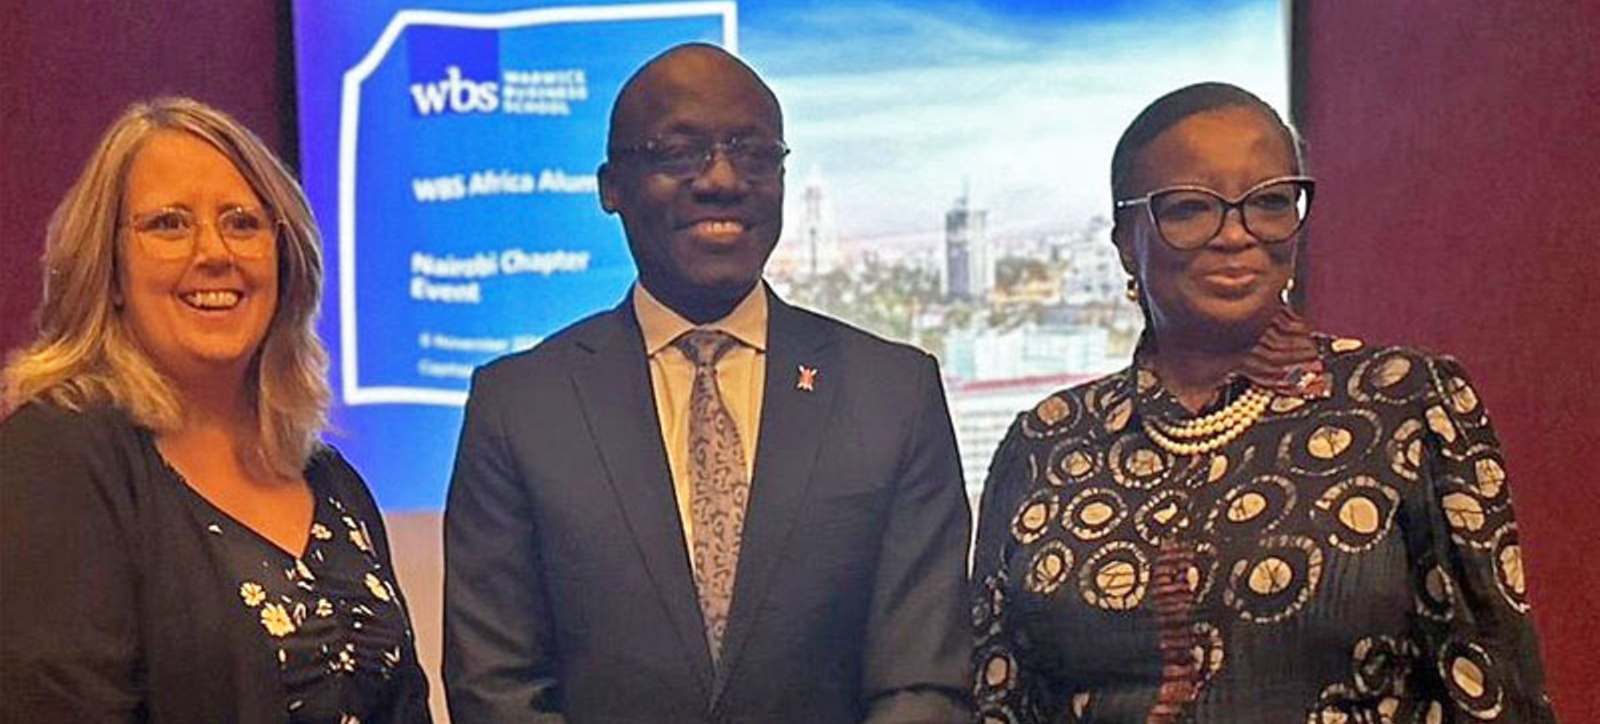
[2,97,329,478]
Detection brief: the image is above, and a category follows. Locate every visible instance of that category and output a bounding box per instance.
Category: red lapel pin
[796,365,818,392]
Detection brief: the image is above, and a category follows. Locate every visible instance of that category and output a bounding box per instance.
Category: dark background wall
[0,2,295,356]
[4,2,1595,720]
[1293,2,1600,719]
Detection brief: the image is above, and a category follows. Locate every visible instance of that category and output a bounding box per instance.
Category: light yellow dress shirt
[632,282,767,563]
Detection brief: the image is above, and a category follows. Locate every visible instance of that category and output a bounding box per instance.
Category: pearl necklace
[1142,384,1273,456]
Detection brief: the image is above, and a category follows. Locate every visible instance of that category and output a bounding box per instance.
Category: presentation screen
[292,0,1289,510]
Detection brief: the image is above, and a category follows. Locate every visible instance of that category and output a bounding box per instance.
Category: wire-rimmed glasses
[611,134,790,180]
[123,206,277,260]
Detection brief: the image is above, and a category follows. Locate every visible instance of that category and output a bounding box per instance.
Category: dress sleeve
[0,405,143,723]
[972,415,1068,724]
[1413,355,1557,722]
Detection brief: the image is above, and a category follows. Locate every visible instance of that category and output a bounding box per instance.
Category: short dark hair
[1109,82,1304,205]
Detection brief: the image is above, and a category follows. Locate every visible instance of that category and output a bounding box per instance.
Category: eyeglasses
[611,135,790,180]
[123,206,277,260]
[1114,175,1316,249]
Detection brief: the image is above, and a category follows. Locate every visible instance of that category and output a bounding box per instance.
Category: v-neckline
[151,434,321,560]
[179,477,323,562]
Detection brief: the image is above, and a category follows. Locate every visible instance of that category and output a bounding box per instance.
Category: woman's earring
[1125,277,1141,304]
[1281,277,1296,305]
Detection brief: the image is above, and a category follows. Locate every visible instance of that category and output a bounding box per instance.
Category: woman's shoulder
[1315,333,1483,414]
[1317,333,1473,380]
[306,441,385,515]
[1317,333,1459,363]
[1008,367,1133,443]
[0,399,139,455]
[0,400,151,520]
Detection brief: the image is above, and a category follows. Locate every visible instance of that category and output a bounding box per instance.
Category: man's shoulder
[474,306,627,383]
[782,302,932,367]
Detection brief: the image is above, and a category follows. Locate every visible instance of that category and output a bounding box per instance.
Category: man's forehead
[632,44,752,89]
[610,45,780,139]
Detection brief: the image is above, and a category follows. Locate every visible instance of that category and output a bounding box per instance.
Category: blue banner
[295,2,733,508]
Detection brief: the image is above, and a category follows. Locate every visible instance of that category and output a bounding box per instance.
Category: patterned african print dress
[971,335,1556,723]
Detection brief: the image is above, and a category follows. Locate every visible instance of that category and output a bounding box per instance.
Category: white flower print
[330,643,357,673]
[365,572,392,602]
[348,527,372,554]
[260,603,297,637]
[239,582,266,607]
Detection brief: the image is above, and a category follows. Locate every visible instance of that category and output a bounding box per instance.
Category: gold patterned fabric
[971,335,1556,723]
[675,329,751,663]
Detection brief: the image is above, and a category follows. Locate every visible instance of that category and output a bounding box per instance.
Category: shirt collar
[632,281,770,357]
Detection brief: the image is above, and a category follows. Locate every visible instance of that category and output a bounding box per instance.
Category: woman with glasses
[971,83,1555,723]
[0,98,430,724]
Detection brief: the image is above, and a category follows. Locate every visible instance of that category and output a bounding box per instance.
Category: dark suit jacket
[0,402,431,724]
[444,291,971,724]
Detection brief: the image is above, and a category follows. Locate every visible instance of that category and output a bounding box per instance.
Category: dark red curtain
[1295,3,1600,719]
[0,2,294,356]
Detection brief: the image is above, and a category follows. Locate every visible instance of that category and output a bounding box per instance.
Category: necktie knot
[674,329,739,368]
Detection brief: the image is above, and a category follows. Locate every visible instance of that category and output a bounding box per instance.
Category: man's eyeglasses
[1114,175,1316,249]
[611,135,789,180]
[123,206,277,260]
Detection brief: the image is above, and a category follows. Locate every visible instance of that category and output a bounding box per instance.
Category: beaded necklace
[1141,384,1273,456]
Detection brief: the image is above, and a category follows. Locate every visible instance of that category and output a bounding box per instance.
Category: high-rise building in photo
[944,189,990,299]
[773,166,841,279]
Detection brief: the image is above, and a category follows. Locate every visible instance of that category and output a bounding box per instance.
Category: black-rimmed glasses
[123,206,277,260]
[611,135,789,180]
[1114,175,1315,249]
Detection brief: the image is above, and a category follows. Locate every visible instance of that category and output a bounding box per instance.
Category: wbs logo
[407,26,500,117]
[411,66,499,115]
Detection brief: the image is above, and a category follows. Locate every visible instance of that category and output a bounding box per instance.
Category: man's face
[599,47,784,316]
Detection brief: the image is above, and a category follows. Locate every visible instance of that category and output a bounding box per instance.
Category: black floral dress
[174,450,424,724]
[972,335,1556,723]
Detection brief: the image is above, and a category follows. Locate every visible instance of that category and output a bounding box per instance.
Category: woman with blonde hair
[0,97,430,723]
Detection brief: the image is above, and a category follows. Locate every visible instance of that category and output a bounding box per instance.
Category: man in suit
[443,43,971,724]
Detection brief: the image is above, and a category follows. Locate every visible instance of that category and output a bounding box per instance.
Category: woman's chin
[1156,300,1281,346]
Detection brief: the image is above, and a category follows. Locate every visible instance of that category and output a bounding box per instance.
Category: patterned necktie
[673,329,750,664]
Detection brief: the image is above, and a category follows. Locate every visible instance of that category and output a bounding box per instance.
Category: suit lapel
[569,304,716,698]
[713,293,837,702]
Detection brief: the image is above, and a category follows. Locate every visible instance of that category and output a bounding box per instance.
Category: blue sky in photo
[730,0,1288,243]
